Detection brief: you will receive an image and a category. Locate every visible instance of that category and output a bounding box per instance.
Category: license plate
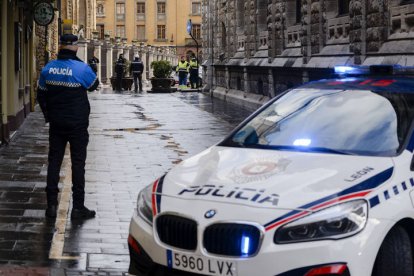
[166,250,237,276]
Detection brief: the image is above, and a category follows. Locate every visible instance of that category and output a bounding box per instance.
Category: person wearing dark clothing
[88,55,99,74]
[37,34,99,220]
[130,56,144,93]
[115,54,126,92]
[189,57,199,89]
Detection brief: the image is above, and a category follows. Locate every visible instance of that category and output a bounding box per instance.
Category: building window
[296,0,302,23]
[157,2,166,14]
[157,25,166,39]
[116,3,125,21]
[137,2,145,14]
[116,25,126,38]
[338,0,350,15]
[192,24,201,40]
[137,25,146,40]
[192,2,201,15]
[97,25,105,40]
[137,2,145,20]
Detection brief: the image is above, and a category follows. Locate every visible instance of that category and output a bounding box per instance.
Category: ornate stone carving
[350,0,364,64]
[366,0,387,52]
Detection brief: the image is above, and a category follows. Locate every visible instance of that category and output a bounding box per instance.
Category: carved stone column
[93,40,102,82]
[366,0,388,53]
[301,0,311,64]
[350,0,366,64]
[105,43,113,82]
[76,39,88,62]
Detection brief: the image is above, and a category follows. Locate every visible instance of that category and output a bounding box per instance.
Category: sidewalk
[0,89,252,275]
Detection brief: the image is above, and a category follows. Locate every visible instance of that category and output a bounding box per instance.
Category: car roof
[300,77,414,93]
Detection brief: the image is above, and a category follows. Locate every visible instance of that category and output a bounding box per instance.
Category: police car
[128,65,414,276]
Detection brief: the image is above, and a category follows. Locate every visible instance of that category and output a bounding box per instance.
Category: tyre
[372,226,413,276]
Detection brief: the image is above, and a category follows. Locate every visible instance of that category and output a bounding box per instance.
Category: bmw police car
[128,65,414,276]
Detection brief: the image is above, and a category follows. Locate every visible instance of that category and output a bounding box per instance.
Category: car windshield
[223,88,414,156]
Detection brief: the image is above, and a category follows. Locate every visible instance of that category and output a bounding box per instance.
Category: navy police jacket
[37,49,99,129]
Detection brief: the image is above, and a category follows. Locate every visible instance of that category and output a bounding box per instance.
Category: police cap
[60,34,78,45]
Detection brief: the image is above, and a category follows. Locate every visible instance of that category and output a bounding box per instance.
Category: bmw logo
[204,209,216,219]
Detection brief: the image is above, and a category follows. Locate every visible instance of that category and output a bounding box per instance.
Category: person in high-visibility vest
[176,56,189,90]
[189,57,199,89]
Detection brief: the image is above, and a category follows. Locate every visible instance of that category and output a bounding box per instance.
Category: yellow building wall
[97,0,201,50]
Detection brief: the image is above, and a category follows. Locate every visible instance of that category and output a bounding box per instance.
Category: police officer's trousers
[46,127,89,209]
[133,72,143,92]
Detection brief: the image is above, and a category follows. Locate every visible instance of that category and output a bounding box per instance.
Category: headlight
[274,200,368,244]
[137,183,153,225]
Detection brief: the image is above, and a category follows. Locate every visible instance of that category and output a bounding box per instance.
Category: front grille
[156,214,197,250]
[203,223,261,257]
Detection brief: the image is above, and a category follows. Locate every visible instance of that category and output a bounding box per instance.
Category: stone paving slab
[0,90,252,275]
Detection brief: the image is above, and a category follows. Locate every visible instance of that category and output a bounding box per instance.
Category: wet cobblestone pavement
[0,89,253,275]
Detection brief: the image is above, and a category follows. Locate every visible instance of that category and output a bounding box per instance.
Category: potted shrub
[150,60,175,93]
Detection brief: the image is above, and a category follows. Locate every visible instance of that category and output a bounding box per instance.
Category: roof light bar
[334,65,414,76]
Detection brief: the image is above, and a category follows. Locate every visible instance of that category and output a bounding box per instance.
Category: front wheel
[372,226,413,276]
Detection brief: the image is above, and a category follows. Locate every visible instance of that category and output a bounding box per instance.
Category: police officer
[176,56,189,90]
[189,57,199,89]
[88,55,99,74]
[37,34,99,220]
[115,54,126,92]
[130,56,144,93]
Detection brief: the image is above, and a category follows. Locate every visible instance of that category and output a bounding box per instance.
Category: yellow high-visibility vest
[189,60,198,70]
[177,61,189,72]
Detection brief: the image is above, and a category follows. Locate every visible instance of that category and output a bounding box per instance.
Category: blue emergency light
[334,65,414,76]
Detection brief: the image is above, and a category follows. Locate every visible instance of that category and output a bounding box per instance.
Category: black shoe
[71,206,96,220]
[45,205,57,218]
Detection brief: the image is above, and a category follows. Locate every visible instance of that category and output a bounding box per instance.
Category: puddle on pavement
[103,124,162,133]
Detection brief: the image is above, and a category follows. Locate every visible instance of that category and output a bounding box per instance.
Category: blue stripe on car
[264,167,393,228]
[369,196,380,208]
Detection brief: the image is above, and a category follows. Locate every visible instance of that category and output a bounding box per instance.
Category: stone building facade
[96,0,202,59]
[1,0,36,144]
[61,0,97,39]
[203,0,414,110]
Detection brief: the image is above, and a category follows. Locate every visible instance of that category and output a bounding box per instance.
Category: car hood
[160,146,394,211]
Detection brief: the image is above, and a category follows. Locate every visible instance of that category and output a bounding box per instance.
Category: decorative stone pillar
[123,46,131,61]
[350,0,366,64]
[93,40,102,83]
[148,46,154,78]
[301,0,311,64]
[106,43,113,82]
[140,46,147,81]
[268,68,275,97]
[243,67,249,94]
[366,0,387,53]
[77,39,88,62]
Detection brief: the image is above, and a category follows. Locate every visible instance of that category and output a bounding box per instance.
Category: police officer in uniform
[189,57,199,89]
[176,56,189,90]
[115,54,126,92]
[130,56,144,93]
[37,34,99,219]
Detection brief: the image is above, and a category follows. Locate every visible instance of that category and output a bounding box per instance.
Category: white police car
[128,65,414,276]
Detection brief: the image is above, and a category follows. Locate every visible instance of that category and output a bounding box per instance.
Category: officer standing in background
[37,34,99,220]
[115,54,126,92]
[130,56,144,93]
[88,55,99,74]
[189,56,199,89]
[176,56,189,90]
